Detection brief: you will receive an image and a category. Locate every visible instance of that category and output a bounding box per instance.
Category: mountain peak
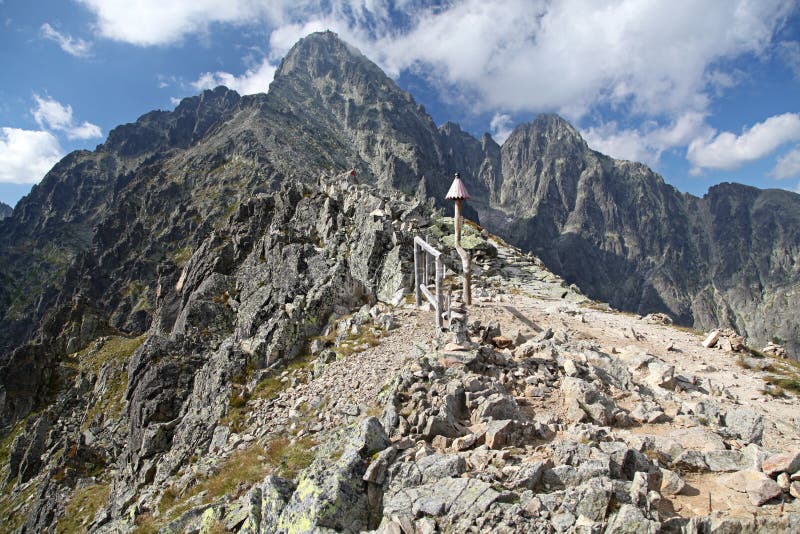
[504,113,588,158]
[275,30,382,82]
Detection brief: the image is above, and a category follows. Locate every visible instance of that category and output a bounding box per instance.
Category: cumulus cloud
[772,145,800,179]
[489,113,514,144]
[192,57,277,95]
[75,0,273,46]
[40,23,92,57]
[31,95,102,140]
[75,0,796,118]
[0,128,64,184]
[582,112,711,166]
[687,113,800,172]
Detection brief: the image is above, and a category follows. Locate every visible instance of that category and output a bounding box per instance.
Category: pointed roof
[445,172,470,200]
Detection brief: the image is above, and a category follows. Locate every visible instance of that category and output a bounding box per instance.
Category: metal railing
[413,236,445,328]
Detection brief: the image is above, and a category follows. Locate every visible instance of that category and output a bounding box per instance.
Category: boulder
[724,407,764,445]
[277,417,389,532]
[605,504,659,534]
[470,392,521,423]
[762,451,800,476]
[561,377,618,426]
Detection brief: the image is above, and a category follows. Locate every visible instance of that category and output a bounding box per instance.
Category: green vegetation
[764,375,800,395]
[222,352,316,433]
[264,436,317,479]
[0,482,37,532]
[156,435,317,528]
[57,483,110,533]
[170,245,193,267]
[75,335,145,430]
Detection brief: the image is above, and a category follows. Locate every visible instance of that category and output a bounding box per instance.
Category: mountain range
[1,31,796,370]
[0,29,799,532]
[0,202,11,220]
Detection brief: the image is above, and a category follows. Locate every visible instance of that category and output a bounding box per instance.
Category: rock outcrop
[0,30,798,533]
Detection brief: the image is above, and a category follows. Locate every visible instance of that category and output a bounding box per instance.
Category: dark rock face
[0,202,11,220]
[484,117,800,355]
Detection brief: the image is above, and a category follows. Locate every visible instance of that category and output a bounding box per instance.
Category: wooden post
[424,237,432,285]
[459,247,472,305]
[413,240,421,306]
[435,257,444,328]
[454,199,462,246]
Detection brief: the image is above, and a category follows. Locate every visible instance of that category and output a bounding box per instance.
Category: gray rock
[704,450,751,472]
[604,504,659,534]
[416,453,467,483]
[724,407,764,445]
[277,417,389,532]
[470,392,521,423]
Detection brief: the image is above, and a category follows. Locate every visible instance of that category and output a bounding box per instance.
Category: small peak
[506,113,588,152]
[275,31,373,81]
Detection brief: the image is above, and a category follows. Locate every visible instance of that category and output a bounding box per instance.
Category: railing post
[435,256,444,328]
[413,240,421,306]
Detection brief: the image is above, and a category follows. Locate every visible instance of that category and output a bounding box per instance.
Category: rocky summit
[0,202,11,220]
[0,30,798,533]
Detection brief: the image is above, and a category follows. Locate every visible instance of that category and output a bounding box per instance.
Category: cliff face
[477,116,800,355]
[0,202,11,220]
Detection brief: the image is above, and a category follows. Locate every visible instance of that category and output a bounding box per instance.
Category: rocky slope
[0,202,11,220]
[481,117,800,358]
[3,199,799,532]
[0,30,798,532]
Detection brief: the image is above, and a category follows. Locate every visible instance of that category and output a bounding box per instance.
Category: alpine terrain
[0,202,12,220]
[0,31,798,533]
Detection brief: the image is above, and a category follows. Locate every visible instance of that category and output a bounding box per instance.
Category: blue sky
[1,0,799,207]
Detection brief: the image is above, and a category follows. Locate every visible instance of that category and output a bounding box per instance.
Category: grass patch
[158,444,271,524]
[170,245,193,267]
[78,335,145,430]
[0,481,37,532]
[335,328,382,358]
[57,483,110,533]
[264,436,317,479]
[764,375,800,395]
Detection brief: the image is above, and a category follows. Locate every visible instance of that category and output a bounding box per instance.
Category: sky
[1,0,799,208]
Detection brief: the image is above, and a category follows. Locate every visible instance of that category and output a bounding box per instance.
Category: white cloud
[772,145,800,179]
[582,112,711,166]
[687,113,800,171]
[372,0,795,118]
[489,113,514,144]
[41,23,92,57]
[192,58,277,95]
[75,0,272,46]
[76,0,795,121]
[31,95,103,140]
[0,128,64,184]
